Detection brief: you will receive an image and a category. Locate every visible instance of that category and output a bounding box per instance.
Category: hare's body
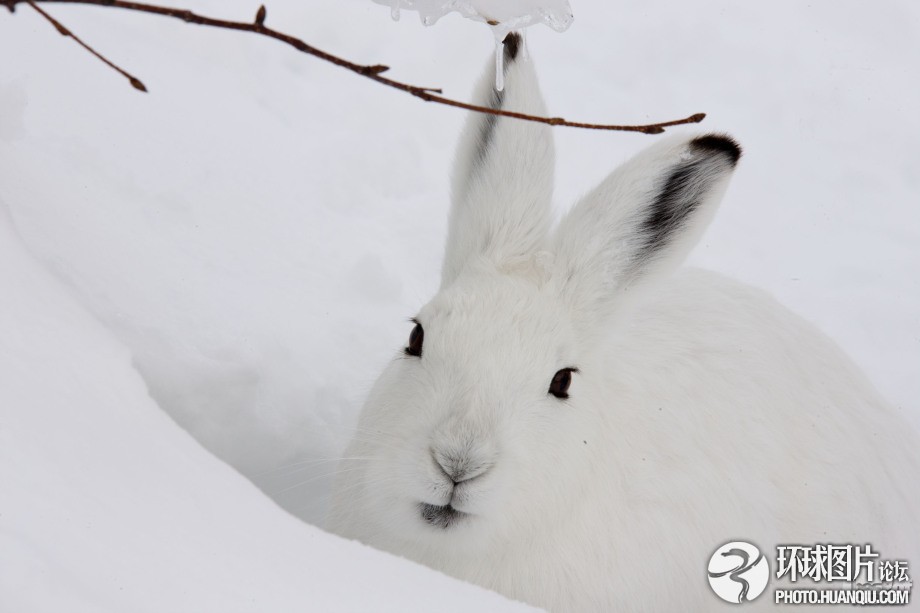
[332,268,917,611]
[329,34,918,612]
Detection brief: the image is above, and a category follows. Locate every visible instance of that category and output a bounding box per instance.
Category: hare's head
[344,34,741,551]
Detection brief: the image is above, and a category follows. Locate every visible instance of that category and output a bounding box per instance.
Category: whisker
[271,466,372,496]
[346,426,411,441]
[253,456,374,477]
[334,436,409,454]
[291,476,406,516]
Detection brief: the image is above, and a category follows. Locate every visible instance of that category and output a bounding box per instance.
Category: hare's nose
[432,449,492,484]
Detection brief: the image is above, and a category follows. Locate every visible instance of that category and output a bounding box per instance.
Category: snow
[1,0,918,609]
[0,201,534,611]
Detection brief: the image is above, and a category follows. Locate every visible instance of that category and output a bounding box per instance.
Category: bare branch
[25,1,147,91]
[3,0,706,134]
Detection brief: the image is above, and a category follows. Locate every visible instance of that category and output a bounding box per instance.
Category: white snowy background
[1,0,918,610]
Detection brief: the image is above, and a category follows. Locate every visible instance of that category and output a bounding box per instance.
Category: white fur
[328,42,920,612]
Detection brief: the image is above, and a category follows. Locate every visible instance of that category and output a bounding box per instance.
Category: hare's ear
[553,134,741,329]
[441,33,555,287]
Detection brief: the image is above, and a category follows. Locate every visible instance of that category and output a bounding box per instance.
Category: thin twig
[3,0,707,134]
[25,1,147,92]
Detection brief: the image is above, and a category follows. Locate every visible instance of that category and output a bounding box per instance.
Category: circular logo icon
[708,541,770,604]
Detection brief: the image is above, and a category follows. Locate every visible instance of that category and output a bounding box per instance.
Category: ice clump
[376,0,574,39]
[377,0,572,90]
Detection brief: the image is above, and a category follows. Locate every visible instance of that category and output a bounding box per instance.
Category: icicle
[390,0,401,21]
[494,37,505,92]
[521,28,529,60]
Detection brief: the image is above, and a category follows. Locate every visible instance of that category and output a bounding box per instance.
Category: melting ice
[374,0,574,91]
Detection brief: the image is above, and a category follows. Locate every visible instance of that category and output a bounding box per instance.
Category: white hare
[328,34,919,611]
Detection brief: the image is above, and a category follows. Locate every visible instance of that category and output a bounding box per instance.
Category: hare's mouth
[418,503,467,529]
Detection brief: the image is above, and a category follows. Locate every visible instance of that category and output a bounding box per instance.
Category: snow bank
[0,212,533,611]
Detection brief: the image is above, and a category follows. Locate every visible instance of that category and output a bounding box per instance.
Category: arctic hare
[328,34,919,611]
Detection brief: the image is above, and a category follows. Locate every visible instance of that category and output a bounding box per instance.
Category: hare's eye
[548,368,577,399]
[405,322,424,357]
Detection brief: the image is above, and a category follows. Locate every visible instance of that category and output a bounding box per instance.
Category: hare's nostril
[431,450,455,482]
[432,449,492,484]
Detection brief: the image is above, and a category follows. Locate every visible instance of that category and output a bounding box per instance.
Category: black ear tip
[690,134,743,166]
[503,32,522,61]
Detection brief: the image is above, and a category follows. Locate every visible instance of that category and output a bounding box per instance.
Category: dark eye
[548,368,577,399]
[405,322,424,357]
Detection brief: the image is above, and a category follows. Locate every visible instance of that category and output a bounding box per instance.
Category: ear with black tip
[442,33,555,287]
[553,133,742,329]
